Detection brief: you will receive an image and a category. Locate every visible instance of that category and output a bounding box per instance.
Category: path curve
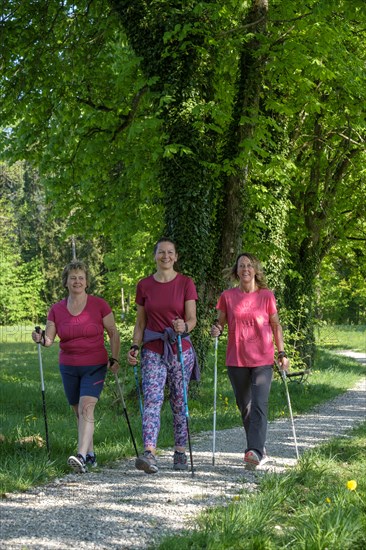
[1,352,365,549]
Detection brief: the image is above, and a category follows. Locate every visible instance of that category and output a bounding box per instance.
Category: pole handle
[35,327,50,456]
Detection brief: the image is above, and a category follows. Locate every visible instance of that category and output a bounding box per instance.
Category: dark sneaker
[67,453,87,474]
[173,451,188,471]
[244,450,261,470]
[135,451,158,474]
[86,453,97,468]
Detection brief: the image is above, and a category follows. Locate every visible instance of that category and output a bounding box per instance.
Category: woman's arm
[32,320,56,347]
[270,313,289,370]
[172,299,197,334]
[44,320,57,346]
[103,312,121,373]
[210,310,227,337]
[132,304,147,346]
[184,299,197,333]
[127,305,147,364]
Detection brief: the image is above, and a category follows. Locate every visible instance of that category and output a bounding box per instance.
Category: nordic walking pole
[177,334,194,476]
[35,326,50,458]
[212,336,218,466]
[276,362,299,459]
[114,371,139,458]
[133,364,144,418]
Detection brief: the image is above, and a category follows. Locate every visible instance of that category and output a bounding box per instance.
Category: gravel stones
[1,352,365,550]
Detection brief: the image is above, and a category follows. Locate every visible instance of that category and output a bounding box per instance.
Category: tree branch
[111,85,147,141]
[76,96,114,112]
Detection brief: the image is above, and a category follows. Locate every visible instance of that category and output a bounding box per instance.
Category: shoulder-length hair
[225,252,268,289]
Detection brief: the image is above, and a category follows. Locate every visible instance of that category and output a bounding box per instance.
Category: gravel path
[1,351,365,550]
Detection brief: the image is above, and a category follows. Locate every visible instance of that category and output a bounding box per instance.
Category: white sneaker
[260,453,270,466]
[67,454,87,474]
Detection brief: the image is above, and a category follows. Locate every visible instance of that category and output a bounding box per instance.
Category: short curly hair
[61,260,90,289]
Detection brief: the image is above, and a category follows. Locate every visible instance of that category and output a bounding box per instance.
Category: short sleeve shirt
[136,273,198,355]
[48,295,112,366]
[216,287,277,367]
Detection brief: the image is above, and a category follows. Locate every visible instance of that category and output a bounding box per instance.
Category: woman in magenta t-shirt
[32,260,120,474]
[211,252,289,469]
[127,237,199,474]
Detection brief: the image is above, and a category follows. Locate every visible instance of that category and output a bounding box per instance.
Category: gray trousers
[227,365,273,459]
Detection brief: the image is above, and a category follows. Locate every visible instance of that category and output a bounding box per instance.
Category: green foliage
[0,161,116,321]
[0,196,45,324]
[157,422,366,549]
[317,245,366,324]
[1,0,366,361]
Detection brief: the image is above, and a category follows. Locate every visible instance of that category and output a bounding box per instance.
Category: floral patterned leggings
[140,347,194,449]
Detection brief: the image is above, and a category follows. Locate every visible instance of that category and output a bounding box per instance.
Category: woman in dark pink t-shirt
[32,260,120,474]
[211,253,289,470]
[127,237,199,474]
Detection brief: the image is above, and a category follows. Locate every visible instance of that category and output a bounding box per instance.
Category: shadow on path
[1,352,365,550]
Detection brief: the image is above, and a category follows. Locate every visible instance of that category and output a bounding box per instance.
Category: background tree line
[1,0,365,367]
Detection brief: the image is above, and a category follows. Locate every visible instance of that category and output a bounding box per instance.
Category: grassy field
[0,324,365,495]
[153,324,366,550]
[156,422,366,549]
[315,323,366,352]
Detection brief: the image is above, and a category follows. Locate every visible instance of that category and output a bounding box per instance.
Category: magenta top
[47,295,112,366]
[135,273,198,355]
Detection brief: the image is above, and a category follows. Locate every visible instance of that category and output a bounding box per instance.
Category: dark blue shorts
[59,364,108,406]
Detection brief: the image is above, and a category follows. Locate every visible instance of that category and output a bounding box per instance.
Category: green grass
[155,422,366,549]
[0,324,365,494]
[316,324,366,352]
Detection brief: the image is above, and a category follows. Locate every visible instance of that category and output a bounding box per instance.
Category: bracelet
[278,351,287,358]
[130,345,139,352]
[184,322,189,334]
[109,357,119,366]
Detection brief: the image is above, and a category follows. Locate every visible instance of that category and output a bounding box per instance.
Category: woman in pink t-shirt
[127,237,199,474]
[211,253,289,469]
[32,260,120,474]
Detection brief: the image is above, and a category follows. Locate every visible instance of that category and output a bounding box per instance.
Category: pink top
[47,295,112,366]
[136,273,198,355]
[216,287,277,367]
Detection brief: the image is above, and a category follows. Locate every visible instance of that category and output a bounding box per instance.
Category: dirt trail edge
[1,351,365,550]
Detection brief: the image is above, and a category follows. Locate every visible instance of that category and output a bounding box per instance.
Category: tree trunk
[217,0,268,271]
[110,0,270,367]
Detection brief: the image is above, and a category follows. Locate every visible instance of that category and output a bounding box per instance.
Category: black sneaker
[135,451,158,474]
[67,453,87,474]
[173,450,188,471]
[86,453,97,468]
